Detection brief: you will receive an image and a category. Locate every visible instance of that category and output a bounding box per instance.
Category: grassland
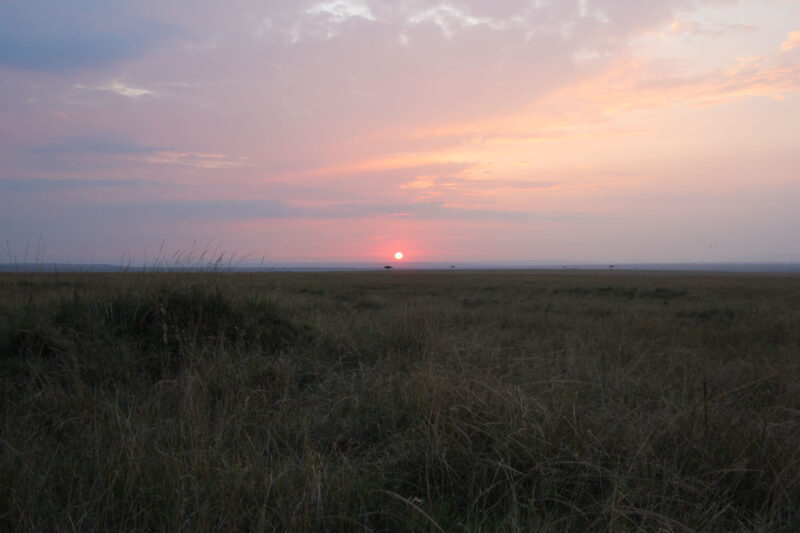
[2,269,800,531]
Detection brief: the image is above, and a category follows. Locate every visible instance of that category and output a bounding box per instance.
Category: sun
[394,251,404,260]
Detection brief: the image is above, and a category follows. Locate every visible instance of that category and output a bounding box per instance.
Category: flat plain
[2,270,800,531]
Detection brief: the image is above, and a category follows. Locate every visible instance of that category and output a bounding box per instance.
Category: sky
[1,0,799,265]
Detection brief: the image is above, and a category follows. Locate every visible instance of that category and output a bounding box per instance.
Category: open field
[2,270,800,531]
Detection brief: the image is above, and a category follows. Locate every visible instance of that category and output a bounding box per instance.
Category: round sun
[394,251,404,260]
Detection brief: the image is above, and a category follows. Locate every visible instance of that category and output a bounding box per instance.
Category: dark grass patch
[2,271,800,531]
[0,283,311,384]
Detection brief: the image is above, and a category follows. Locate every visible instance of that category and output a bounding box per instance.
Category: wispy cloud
[18,136,246,172]
[145,152,248,169]
[543,54,800,118]
[305,1,375,23]
[781,30,800,52]
[0,177,162,192]
[21,135,159,156]
[669,19,755,38]
[401,176,562,192]
[98,80,157,99]
[408,4,517,38]
[73,197,589,223]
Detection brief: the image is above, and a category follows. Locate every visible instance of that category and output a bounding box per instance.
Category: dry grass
[2,269,800,531]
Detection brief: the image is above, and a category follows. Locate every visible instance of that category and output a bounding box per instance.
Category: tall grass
[2,270,800,531]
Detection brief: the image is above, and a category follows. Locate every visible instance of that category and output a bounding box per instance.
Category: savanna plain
[2,269,800,531]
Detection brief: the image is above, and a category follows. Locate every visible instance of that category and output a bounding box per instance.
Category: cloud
[296,200,545,220]
[145,152,248,169]
[408,4,515,38]
[781,30,800,52]
[70,197,588,223]
[17,135,245,172]
[542,53,800,118]
[98,80,157,99]
[21,135,160,156]
[195,0,720,170]
[669,19,755,38]
[658,56,800,105]
[0,178,162,192]
[448,179,562,190]
[0,0,172,71]
[305,1,376,23]
[401,176,562,192]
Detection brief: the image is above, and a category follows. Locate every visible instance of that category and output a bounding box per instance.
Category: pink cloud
[781,30,800,52]
[540,54,800,118]
[669,19,755,38]
[145,151,249,169]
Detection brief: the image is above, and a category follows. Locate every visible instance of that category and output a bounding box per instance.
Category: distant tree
[384,265,393,270]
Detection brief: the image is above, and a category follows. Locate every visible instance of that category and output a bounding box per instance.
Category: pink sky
[1,0,799,264]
